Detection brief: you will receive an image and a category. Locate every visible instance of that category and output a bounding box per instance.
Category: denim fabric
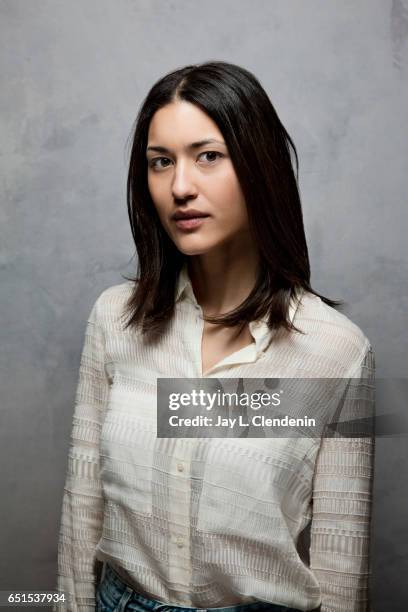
[95,562,306,612]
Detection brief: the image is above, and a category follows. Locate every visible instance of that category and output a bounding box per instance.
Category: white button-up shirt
[55,264,375,612]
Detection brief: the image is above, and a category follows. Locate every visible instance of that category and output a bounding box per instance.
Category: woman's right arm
[53,294,111,612]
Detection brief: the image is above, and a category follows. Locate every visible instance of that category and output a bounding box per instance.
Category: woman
[54,61,375,612]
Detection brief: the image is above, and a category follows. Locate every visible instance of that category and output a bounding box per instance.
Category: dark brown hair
[121,60,343,338]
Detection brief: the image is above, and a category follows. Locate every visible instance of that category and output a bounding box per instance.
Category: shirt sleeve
[53,296,110,612]
[309,343,376,612]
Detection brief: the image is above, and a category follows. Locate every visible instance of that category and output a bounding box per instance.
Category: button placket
[167,442,193,588]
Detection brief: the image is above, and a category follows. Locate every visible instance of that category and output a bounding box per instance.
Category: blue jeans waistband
[96,561,307,612]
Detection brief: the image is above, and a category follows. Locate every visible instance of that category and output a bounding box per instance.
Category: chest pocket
[195,438,314,542]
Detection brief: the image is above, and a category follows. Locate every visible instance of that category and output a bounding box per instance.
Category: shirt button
[176,536,184,548]
[177,462,184,472]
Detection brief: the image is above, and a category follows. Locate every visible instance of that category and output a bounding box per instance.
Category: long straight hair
[121,60,343,338]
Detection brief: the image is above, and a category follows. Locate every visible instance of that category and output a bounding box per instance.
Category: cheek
[148,178,169,218]
[211,173,247,223]
[148,175,160,203]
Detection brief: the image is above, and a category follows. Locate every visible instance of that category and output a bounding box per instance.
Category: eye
[148,151,224,171]
[198,151,224,164]
[148,157,172,170]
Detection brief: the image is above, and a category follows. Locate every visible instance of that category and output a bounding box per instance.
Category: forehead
[147,100,223,143]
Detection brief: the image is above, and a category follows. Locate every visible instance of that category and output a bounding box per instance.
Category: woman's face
[146,100,251,257]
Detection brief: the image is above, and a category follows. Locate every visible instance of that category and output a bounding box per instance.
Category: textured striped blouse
[54,263,375,612]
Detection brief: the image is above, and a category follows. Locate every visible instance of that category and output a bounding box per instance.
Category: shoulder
[292,290,373,375]
[89,281,135,329]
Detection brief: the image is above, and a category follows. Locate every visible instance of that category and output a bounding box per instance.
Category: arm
[54,296,110,611]
[309,343,376,612]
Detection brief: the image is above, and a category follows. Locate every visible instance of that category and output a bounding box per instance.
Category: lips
[172,211,209,220]
[174,216,209,230]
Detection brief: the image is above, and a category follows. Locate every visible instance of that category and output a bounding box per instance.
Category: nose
[171,160,198,201]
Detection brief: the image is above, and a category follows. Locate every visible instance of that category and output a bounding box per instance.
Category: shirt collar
[175,261,197,304]
[175,261,303,354]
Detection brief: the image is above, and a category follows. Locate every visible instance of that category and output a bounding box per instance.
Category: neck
[187,240,260,317]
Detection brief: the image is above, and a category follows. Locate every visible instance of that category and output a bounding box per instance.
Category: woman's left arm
[309,343,376,612]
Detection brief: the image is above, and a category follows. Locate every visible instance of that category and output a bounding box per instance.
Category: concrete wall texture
[1,0,407,609]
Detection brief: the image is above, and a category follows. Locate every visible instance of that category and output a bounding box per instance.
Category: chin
[176,246,210,256]
[173,236,218,256]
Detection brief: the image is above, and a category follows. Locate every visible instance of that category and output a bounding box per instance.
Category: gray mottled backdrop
[1,0,407,609]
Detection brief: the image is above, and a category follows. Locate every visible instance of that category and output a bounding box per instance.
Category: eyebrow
[146,138,226,154]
